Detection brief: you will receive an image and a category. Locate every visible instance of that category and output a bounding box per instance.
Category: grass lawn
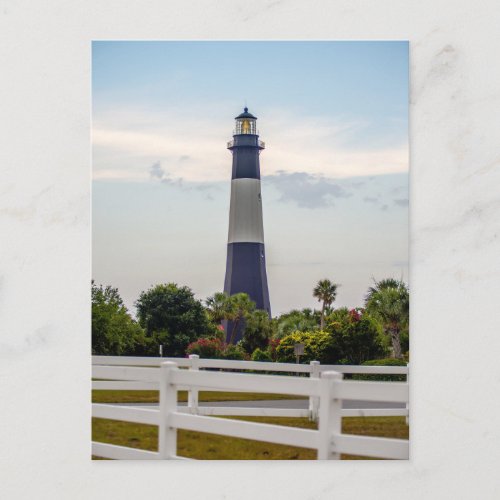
[92,390,306,404]
[92,416,408,460]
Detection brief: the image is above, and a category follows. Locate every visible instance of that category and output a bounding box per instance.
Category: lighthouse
[223,108,271,343]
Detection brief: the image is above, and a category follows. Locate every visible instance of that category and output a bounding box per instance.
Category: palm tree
[227,293,256,344]
[365,277,403,303]
[313,279,339,330]
[365,281,409,359]
[205,292,231,325]
[275,309,319,339]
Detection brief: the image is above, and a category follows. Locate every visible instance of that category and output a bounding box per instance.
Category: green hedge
[251,348,273,362]
[352,358,407,382]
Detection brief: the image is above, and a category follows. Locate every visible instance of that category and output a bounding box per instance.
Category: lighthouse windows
[235,118,256,135]
[258,193,261,202]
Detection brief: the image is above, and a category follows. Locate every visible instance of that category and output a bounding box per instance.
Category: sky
[92,41,408,316]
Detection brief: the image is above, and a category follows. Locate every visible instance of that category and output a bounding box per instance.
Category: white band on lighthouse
[228,178,264,244]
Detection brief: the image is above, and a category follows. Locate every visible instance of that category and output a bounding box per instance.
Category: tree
[313,279,339,330]
[135,283,212,357]
[365,280,409,359]
[91,281,144,355]
[275,309,385,365]
[241,309,273,354]
[205,292,232,325]
[324,308,387,364]
[365,278,403,303]
[273,308,319,339]
[227,293,256,344]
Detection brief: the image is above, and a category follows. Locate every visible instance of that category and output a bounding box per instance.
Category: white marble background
[1,1,499,499]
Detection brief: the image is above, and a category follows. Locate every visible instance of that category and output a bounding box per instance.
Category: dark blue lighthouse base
[223,242,271,344]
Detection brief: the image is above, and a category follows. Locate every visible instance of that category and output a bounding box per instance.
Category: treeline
[92,278,409,364]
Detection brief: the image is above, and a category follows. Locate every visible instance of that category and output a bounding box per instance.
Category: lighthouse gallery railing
[227,139,265,149]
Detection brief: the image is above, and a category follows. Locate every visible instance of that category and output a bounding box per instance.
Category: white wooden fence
[92,357,409,460]
[92,355,409,420]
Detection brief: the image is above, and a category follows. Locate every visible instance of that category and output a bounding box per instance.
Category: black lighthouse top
[235,107,257,120]
[234,107,257,135]
[228,107,265,151]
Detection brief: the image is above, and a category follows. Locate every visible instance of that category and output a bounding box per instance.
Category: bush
[352,358,408,382]
[186,337,225,358]
[267,338,280,362]
[275,330,332,364]
[186,337,248,360]
[275,309,387,365]
[324,309,387,364]
[223,343,248,360]
[251,347,272,362]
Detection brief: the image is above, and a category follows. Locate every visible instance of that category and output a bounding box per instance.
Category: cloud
[148,161,219,201]
[92,105,408,183]
[363,196,379,204]
[394,198,409,207]
[265,171,350,209]
[149,161,183,186]
[150,161,165,179]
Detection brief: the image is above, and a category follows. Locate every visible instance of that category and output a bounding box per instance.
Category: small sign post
[294,343,305,364]
[159,345,163,358]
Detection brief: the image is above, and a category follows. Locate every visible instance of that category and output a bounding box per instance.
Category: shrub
[251,347,272,362]
[275,309,387,365]
[267,338,280,361]
[324,308,387,364]
[186,337,248,360]
[223,343,248,360]
[352,358,408,382]
[186,337,225,359]
[275,330,332,364]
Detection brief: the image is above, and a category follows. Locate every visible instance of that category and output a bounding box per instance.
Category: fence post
[309,360,320,422]
[159,361,178,459]
[406,362,410,426]
[317,370,343,460]
[188,354,200,414]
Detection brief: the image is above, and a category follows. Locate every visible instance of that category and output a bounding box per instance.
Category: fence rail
[92,355,408,421]
[93,403,407,420]
[92,442,160,460]
[92,355,408,374]
[92,359,409,460]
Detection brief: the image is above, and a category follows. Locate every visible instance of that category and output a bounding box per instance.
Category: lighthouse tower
[223,108,271,343]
